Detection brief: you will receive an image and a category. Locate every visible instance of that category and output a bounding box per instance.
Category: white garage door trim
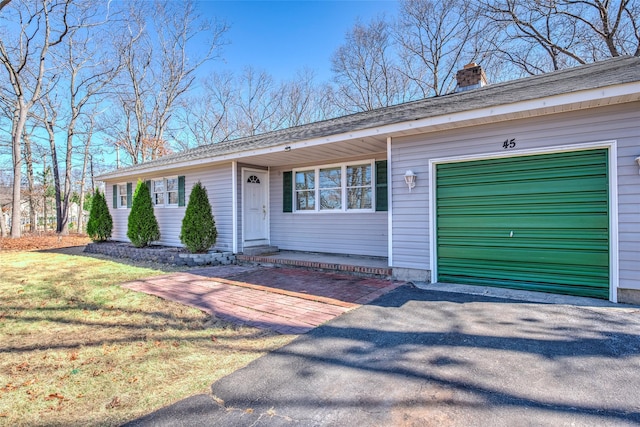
[428,140,619,302]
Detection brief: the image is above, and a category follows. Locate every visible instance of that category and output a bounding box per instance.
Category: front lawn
[0,249,294,426]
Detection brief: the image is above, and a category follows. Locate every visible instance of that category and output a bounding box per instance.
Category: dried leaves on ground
[0,233,91,251]
[0,250,295,426]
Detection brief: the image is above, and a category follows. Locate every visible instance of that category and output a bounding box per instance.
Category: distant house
[97,56,640,304]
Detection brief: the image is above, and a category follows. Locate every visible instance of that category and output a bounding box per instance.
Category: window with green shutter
[178,176,185,206]
[126,183,133,208]
[375,160,388,211]
[282,171,292,213]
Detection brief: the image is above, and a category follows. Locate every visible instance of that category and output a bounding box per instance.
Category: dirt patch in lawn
[0,232,91,252]
[0,250,295,426]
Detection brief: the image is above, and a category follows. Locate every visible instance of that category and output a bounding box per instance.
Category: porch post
[387,136,393,267]
[232,161,238,254]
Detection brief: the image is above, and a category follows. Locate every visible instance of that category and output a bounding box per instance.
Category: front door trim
[241,167,270,249]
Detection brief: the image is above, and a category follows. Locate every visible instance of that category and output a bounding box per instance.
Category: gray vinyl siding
[391,102,640,291]
[105,163,234,251]
[270,165,388,258]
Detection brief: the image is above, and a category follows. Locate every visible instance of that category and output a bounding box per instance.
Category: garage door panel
[436,273,608,298]
[438,214,608,229]
[436,236,608,251]
[438,246,608,266]
[439,258,608,280]
[438,150,606,178]
[436,149,609,299]
[438,177,608,199]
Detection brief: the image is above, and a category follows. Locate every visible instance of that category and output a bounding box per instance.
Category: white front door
[243,169,269,246]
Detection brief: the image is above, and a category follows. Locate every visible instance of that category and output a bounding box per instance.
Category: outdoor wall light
[635,156,640,174]
[404,170,417,191]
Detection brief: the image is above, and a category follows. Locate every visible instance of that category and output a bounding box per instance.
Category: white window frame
[151,176,179,207]
[165,177,179,206]
[293,160,374,213]
[152,179,165,206]
[118,183,128,208]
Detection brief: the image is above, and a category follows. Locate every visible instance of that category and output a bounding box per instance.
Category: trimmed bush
[127,180,160,248]
[86,190,113,242]
[180,181,217,253]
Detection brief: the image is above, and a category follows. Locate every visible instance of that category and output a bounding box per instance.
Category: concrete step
[236,253,392,280]
[241,245,280,256]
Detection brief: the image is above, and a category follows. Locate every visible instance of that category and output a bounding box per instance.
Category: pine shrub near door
[180,181,217,253]
[127,180,160,248]
[86,190,113,242]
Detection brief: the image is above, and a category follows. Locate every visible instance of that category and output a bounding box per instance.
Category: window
[118,184,127,208]
[149,176,184,207]
[293,161,373,212]
[295,170,315,210]
[153,179,165,205]
[166,177,178,205]
[319,166,341,210]
[346,164,372,209]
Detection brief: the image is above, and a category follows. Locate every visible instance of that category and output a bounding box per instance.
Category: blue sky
[198,0,399,83]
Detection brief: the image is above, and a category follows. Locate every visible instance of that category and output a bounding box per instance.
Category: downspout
[232,161,238,254]
[387,136,393,267]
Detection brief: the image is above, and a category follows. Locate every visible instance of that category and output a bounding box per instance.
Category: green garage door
[436,149,609,299]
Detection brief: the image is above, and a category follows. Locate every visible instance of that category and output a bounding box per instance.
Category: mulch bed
[0,233,91,251]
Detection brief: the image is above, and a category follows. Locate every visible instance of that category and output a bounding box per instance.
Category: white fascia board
[97,82,640,182]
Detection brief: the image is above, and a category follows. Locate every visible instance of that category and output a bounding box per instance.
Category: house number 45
[503,138,516,149]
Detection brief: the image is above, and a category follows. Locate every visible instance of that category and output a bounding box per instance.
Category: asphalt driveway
[127,285,640,426]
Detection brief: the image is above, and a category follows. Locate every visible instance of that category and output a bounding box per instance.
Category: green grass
[0,251,294,426]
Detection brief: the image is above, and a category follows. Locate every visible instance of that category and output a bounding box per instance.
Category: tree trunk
[44,119,63,234]
[59,140,72,235]
[0,209,7,237]
[90,154,95,192]
[10,104,27,238]
[24,133,37,233]
[77,127,92,234]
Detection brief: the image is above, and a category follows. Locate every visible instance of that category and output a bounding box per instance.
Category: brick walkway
[122,266,404,334]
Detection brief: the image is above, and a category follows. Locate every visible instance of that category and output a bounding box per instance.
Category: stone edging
[85,242,235,267]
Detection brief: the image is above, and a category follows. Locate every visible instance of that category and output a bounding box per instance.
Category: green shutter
[282,171,292,213]
[112,184,118,208]
[145,180,151,196]
[375,160,388,212]
[436,149,609,299]
[178,176,185,206]
[126,183,133,208]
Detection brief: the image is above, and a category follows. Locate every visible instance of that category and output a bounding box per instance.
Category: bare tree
[75,114,95,233]
[482,0,640,75]
[233,66,285,136]
[22,124,40,231]
[46,4,119,234]
[175,71,237,149]
[111,0,227,164]
[0,0,71,237]
[279,68,329,128]
[331,17,411,112]
[396,0,491,96]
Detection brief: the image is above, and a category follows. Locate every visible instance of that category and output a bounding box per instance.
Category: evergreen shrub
[127,180,160,248]
[180,181,217,253]
[86,190,113,242]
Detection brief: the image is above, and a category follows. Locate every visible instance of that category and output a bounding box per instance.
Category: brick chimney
[455,62,487,92]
